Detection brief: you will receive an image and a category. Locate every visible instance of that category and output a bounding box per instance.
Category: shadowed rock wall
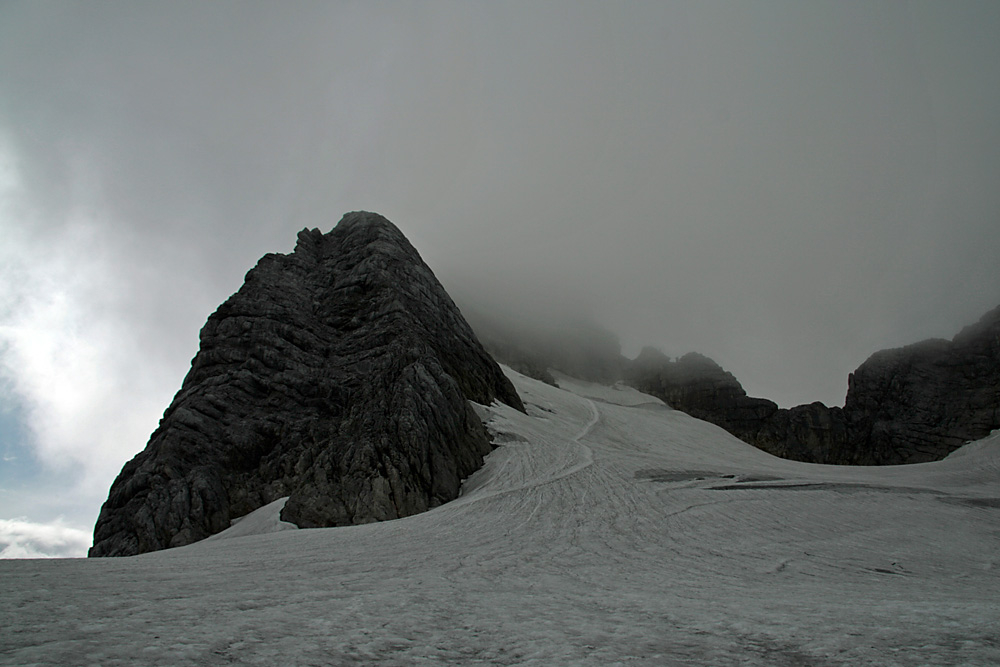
[91,212,523,557]
[840,305,1000,463]
[626,305,1000,465]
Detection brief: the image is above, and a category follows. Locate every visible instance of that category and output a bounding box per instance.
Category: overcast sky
[2,1,999,556]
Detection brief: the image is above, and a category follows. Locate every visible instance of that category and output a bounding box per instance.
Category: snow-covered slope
[200,497,298,543]
[2,367,998,666]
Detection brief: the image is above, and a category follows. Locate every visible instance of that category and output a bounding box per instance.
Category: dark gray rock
[626,350,775,428]
[841,304,1000,464]
[626,305,1000,465]
[625,350,841,462]
[746,402,847,463]
[90,212,523,557]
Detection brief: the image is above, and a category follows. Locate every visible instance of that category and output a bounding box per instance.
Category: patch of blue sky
[0,400,42,491]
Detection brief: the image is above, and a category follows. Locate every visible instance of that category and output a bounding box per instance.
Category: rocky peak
[91,212,522,557]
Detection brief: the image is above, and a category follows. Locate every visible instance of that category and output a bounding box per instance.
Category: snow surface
[1,366,998,666]
[201,497,298,543]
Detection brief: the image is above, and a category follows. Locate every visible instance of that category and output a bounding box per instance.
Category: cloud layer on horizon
[0,517,91,558]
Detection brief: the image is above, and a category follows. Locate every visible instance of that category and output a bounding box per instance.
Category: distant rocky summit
[841,304,1000,463]
[91,212,523,557]
[626,350,848,462]
[627,305,1000,465]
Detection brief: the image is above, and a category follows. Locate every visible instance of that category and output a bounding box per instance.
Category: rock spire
[91,212,523,557]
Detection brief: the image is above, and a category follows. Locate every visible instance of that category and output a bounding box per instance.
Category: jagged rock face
[90,212,524,557]
[842,305,1000,464]
[627,350,775,426]
[625,350,845,462]
[626,306,1000,465]
[750,403,848,463]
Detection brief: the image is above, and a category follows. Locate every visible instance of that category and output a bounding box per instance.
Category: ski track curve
[449,395,598,510]
[2,368,998,666]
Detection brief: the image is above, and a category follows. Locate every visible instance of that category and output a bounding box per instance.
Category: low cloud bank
[0,517,91,559]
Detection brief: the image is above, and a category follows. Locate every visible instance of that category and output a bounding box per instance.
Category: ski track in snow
[2,367,999,666]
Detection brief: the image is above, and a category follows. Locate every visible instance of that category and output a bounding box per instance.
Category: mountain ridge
[473,304,1000,465]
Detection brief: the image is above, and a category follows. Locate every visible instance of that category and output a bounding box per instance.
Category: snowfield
[2,367,998,666]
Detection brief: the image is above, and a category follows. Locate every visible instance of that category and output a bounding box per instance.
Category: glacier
[1,366,997,665]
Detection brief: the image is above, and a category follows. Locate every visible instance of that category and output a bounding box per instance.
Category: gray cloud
[0,517,91,558]
[1,1,999,541]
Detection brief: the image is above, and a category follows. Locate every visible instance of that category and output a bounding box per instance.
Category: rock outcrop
[90,212,523,557]
[626,305,1000,465]
[626,350,848,463]
[840,304,1000,464]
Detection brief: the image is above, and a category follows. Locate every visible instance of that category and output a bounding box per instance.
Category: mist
[2,1,1000,553]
